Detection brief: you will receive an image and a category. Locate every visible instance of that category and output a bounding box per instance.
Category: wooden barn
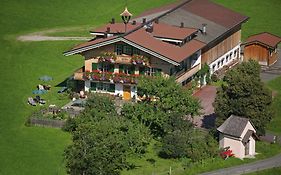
[243,32,281,66]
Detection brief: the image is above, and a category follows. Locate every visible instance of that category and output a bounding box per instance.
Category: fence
[28,117,65,128]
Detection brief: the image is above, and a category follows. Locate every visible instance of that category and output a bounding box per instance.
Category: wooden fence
[29,117,65,128]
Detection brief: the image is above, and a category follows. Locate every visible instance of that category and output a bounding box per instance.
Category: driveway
[193,85,217,129]
[200,154,281,175]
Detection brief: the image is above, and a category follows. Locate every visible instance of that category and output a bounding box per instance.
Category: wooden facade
[244,43,278,66]
[201,29,241,65]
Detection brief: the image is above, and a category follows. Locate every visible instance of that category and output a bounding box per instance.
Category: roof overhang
[63,37,180,66]
[242,40,279,50]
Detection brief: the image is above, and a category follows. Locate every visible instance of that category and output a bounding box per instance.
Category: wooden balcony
[176,64,200,83]
[115,55,132,64]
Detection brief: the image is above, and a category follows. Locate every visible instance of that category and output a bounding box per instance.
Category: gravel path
[17,27,92,41]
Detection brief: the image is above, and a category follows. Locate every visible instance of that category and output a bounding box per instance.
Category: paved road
[199,154,281,175]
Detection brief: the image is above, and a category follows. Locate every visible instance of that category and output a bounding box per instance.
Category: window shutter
[92,63,98,71]
[129,66,135,74]
[119,65,124,73]
[109,64,114,72]
[139,67,145,75]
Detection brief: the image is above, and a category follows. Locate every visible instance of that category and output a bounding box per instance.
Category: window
[90,82,97,91]
[98,63,114,72]
[97,83,109,91]
[116,44,123,55]
[145,67,161,76]
[226,55,229,62]
[234,50,237,58]
[230,52,233,59]
[119,65,135,74]
[123,45,132,55]
[132,48,140,55]
[217,62,220,68]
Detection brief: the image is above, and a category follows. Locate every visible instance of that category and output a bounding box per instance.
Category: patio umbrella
[32,89,47,95]
[39,75,53,82]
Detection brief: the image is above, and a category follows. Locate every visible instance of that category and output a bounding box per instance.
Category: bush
[211,73,219,82]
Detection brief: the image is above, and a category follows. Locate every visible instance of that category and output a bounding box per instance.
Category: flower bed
[98,52,117,63]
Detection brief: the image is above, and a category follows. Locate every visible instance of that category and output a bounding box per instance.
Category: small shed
[217,115,258,159]
[243,32,281,66]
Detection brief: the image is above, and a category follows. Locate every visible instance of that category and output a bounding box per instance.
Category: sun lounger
[34,96,46,104]
[28,97,36,106]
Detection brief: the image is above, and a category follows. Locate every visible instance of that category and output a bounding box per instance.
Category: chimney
[142,18,146,24]
[202,23,207,34]
[180,22,184,28]
[146,23,154,33]
[132,20,136,25]
[106,27,110,33]
[155,18,159,24]
[111,18,115,24]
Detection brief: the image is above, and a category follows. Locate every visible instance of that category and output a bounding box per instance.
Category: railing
[176,64,201,83]
[82,71,139,84]
[98,53,150,66]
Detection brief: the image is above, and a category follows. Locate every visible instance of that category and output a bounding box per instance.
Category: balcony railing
[176,64,201,83]
[97,52,150,66]
[82,70,138,84]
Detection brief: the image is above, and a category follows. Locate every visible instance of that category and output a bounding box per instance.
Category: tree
[160,116,217,162]
[214,60,273,135]
[122,76,201,137]
[64,94,151,175]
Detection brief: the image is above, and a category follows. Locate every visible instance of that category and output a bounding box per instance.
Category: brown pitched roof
[217,115,250,138]
[72,36,117,50]
[176,0,248,29]
[245,32,281,48]
[124,28,205,62]
[135,1,181,19]
[92,22,141,34]
[152,22,197,40]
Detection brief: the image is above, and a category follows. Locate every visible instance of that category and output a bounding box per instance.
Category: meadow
[0,0,280,174]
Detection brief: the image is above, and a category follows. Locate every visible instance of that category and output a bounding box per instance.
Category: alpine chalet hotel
[64,0,248,100]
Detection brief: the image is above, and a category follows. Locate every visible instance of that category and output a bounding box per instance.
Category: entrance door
[123,85,131,100]
[245,140,250,156]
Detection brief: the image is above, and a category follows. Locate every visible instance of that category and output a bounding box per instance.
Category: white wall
[115,84,123,96]
[220,134,245,159]
[85,81,90,92]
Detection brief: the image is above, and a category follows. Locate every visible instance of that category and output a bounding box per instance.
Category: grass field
[0,0,281,174]
[0,0,175,174]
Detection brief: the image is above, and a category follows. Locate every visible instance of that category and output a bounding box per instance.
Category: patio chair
[34,95,46,104]
[28,97,36,106]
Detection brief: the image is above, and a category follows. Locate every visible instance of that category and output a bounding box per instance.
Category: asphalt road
[199,154,281,175]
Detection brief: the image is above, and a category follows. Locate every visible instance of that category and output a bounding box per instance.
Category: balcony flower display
[98,52,117,63]
[83,70,92,80]
[131,54,149,66]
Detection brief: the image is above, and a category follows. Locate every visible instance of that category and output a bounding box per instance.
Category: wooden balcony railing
[176,64,201,83]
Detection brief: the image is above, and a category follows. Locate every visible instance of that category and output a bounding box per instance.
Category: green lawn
[246,167,281,175]
[122,141,281,175]
[0,0,175,174]
[213,0,281,40]
[266,76,281,135]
